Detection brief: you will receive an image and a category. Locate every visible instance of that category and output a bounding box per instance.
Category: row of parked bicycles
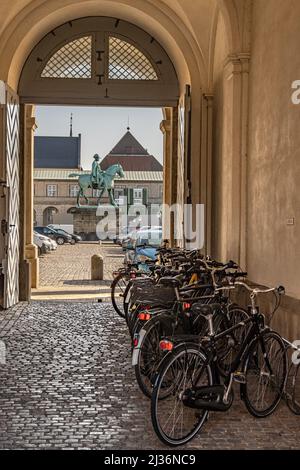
[111,245,300,446]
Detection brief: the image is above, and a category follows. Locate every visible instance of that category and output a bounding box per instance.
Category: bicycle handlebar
[232,281,285,296]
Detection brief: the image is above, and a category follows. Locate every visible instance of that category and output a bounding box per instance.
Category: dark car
[48,226,82,244]
[34,226,73,245]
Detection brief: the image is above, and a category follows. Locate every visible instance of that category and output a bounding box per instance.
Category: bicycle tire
[241,330,287,417]
[216,307,250,377]
[151,344,212,446]
[286,362,300,415]
[134,315,172,398]
[111,272,130,319]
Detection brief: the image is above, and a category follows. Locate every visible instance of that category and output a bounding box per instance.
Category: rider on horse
[91,154,104,189]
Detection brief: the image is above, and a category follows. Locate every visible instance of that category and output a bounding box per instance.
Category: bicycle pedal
[233,372,246,384]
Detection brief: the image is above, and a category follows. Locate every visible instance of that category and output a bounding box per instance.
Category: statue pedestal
[73,205,121,241]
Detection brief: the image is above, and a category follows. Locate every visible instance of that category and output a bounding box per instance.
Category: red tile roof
[100,129,163,171]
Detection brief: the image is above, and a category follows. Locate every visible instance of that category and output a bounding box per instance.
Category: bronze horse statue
[69,163,125,207]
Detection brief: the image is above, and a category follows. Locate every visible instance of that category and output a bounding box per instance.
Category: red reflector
[159,340,174,351]
[130,272,136,279]
[138,312,151,321]
[133,337,139,347]
[183,302,191,310]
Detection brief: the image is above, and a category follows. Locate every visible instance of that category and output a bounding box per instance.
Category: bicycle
[151,282,287,446]
[132,262,248,398]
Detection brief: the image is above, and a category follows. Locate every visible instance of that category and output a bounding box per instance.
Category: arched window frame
[19,17,179,106]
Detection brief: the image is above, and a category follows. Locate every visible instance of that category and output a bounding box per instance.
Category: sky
[35,106,164,170]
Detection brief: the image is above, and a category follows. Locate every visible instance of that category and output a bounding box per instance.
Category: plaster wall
[247,0,300,300]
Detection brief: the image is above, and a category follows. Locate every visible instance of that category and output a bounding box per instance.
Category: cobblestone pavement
[0,301,299,450]
[38,242,123,287]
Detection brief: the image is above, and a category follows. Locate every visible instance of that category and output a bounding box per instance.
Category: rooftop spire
[127,116,130,131]
[70,113,73,137]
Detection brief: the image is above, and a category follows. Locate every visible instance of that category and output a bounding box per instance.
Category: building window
[69,184,79,197]
[47,184,57,197]
[92,189,100,198]
[41,36,92,79]
[109,36,158,81]
[134,188,143,204]
[114,188,125,205]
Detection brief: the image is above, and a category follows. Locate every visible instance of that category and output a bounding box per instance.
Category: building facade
[33,129,163,231]
[34,169,163,229]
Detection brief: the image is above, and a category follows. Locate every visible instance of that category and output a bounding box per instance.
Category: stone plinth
[73,206,120,240]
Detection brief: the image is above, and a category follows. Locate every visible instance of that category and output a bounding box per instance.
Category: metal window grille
[109,36,158,80]
[41,36,92,79]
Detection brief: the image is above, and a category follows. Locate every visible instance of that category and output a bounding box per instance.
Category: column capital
[224,52,250,77]
[26,116,37,131]
[160,119,171,134]
[203,94,214,107]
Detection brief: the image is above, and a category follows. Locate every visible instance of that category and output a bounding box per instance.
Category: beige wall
[247,0,300,300]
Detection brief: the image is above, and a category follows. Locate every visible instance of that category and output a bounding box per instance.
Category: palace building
[33,129,163,230]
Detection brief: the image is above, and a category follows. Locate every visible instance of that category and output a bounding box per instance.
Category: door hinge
[1,219,8,235]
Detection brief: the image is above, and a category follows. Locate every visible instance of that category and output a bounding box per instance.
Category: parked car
[48,225,81,243]
[33,231,57,255]
[34,226,73,245]
[121,226,162,251]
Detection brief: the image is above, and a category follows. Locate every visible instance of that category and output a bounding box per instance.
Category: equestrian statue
[69,154,125,207]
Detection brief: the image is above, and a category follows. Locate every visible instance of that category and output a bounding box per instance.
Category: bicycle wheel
[216,307,250,377]
[242,331,287,417]
[134,315,171,398]
[286,362,300,415]
[111,272,130,319]
[151,344,212,446]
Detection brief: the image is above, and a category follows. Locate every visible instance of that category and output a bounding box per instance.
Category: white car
[34,232,57,252]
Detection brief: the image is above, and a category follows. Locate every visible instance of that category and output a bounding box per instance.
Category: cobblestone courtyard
[0,244,299,449]
[0,300,300,450]
[38,242,123,286]
[32,242,124,301]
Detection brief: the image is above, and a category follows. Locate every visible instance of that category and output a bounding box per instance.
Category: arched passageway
[0,0,251,317]
[43,207,59,226]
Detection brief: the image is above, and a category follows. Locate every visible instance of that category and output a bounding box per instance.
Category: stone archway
[0,0,247,305]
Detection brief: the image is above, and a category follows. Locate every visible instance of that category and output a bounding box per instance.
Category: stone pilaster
[223,52,250,269]
[24,106,39,288]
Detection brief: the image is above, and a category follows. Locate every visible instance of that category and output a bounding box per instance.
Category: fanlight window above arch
[19,17,179,106]
[41,36,92,79]
[108,36,158,80]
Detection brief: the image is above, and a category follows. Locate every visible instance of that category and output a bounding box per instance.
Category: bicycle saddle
[191,303,221,317]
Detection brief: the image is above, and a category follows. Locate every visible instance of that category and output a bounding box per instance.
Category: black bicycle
[151,281,287,446]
